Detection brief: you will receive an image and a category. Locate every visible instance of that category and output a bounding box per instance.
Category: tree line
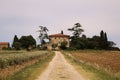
[68,23,119,50]
[12,35,36,50]
[11,23,119,51]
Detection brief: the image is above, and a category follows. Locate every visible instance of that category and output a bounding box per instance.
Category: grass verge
[62,51,120,80]
[6,52,55,80]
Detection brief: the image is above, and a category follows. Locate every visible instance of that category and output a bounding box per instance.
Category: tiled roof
[0,42,9,45]
[49,33,69,37]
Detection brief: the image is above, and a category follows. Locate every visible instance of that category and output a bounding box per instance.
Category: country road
[36,51,85,80]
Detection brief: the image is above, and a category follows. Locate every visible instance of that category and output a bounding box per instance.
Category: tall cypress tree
[104,32,108,41]
[100,30,104,49]
[61,30,64,34]
[100,30,108,49]
[100,30,104,39]
[12,35,21,50]
[12,35,19,47]
[104,32,109,49]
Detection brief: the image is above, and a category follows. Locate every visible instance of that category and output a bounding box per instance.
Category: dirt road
[36,51,85,80]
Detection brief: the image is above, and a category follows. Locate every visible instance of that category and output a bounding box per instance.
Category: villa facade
[47,33,70,50]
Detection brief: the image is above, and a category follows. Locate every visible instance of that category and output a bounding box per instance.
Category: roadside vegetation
[0,50,54,80]
[63,50,120,80]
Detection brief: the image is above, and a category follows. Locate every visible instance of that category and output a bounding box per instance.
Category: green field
[0,50,53,80]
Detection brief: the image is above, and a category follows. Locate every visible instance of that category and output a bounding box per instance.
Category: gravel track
[36,51,85,80]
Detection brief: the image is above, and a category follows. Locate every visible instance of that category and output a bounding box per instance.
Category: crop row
[0,51,50,69]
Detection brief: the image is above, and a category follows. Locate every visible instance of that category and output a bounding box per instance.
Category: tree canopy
[68,23,84,38]
[68,23,85,49]
[11,23,119,51]
[19,35,36,50]
[38,26,49,46]
[68,23,118,50]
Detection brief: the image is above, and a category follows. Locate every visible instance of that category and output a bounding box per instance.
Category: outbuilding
[0,42,9,50]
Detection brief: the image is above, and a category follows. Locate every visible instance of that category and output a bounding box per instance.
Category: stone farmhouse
[0,42,9,50]
[47,33,70,50]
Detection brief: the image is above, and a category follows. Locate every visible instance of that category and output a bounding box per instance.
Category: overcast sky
[0,0,120,47]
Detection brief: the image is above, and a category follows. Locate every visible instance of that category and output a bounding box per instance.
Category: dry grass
[68,50,120,76]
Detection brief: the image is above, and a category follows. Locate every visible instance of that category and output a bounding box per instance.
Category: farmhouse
[0,42,9,50]
[47,33,70,50]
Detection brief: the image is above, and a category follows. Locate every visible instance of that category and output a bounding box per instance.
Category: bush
[60,41,67,50]
[66,47,77,51]
[2,47,12,50]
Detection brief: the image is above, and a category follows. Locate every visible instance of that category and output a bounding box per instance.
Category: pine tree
[68,23,84,49]
[38,26,49,46]
[68,23,84,38]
